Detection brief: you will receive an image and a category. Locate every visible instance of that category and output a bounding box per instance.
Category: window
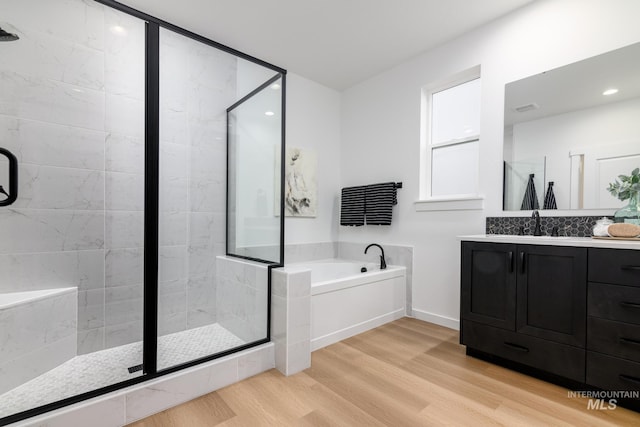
[418,66,483,211]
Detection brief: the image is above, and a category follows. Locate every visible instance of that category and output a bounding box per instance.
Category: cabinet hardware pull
[619,337,640,346]
[620,301,640,309]
[503,342,529,352]
[508,251,514,273]
[520,252,525,274]
[619,374,640,385]
[621,265,640,271]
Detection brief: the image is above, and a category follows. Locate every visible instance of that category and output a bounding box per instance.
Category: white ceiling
[117,0,535,90]
[505,42,640,127]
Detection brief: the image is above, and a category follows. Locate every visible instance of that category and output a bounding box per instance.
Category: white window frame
[416,65,484,211]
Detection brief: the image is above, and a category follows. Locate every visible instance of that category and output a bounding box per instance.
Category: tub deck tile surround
[271,269,311,376]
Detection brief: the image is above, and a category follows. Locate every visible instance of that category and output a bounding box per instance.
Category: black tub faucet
[532,210,542,236]
[365,243,387,270]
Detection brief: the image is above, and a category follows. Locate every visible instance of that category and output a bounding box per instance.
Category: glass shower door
[0,0,146,420]
[156,27,283,370]
[227,76,284,263]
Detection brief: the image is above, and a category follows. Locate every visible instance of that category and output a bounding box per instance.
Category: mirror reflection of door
[503,42,640,210]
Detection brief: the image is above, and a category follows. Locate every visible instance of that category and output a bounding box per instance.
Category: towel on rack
[340,186,366,226]
[543,181,557,210]
[520,174,539,210]
[365,182,397,225]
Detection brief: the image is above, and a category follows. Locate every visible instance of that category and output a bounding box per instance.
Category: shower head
[0,27,19,42]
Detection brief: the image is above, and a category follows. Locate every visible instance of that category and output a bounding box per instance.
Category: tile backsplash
[486,216,611,237]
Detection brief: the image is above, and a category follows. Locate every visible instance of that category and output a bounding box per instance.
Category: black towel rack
[394,182,403,189]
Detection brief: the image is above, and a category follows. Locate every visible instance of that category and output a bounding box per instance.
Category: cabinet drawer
[462,320,585,382]
[587,351,640,392]
[588,248,640,286]
[588,282,640,324]
[587,317,640,363]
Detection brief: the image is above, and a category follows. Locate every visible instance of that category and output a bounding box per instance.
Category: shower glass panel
[0,0,146,420]
[503,157,546,210]
[156,29,281,370]
[227,77,284,264]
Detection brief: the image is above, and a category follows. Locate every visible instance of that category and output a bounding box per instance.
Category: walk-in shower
[0,0,285,424]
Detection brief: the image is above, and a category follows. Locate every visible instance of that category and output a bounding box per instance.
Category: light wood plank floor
[129,318,640,426]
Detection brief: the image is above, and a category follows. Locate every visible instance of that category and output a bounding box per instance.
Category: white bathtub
[0,287,77,395]
[287,259,406,351]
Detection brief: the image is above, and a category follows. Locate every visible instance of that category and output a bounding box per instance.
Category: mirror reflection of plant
[608,168,640,201]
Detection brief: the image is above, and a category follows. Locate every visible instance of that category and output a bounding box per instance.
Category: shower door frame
[225,72,287,265]
[1,0,286,425]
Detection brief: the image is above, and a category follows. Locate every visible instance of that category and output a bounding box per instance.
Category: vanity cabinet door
[516,245,587,347]
[461,242,516,330]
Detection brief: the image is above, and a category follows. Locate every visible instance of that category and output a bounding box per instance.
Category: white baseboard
[311,308,405,351]
[411,309,460,331]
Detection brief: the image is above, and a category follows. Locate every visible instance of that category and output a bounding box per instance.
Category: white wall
[339,0,640,329]
[285,73,342,244]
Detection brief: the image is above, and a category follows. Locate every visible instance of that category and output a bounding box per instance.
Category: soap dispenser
[593,217,613,237]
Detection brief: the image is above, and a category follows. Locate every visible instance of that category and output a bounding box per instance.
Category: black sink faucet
[531,210,542,236]
[364,243,387,270]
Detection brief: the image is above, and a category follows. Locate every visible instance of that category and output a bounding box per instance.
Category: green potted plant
[607,167,640,224]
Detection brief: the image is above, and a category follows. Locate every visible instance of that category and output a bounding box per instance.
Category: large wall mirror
[503,42,640,211]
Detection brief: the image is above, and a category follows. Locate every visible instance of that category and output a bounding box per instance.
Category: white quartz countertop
[459,234,640,250]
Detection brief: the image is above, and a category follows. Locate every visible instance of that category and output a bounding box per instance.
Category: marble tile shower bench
[0,287,77,395]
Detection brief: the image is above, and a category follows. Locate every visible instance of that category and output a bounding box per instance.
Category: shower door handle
[0,147,18,206]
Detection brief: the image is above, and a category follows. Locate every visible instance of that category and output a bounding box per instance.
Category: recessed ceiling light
[110,25,126,36]
[265,111,275,116]
[271,83,281,90]
[603,88,618,96]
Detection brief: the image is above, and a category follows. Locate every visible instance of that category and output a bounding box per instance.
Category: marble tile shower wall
[0,0,233,354]
[215,256,269,343]
[157,29,234,339]
[0,1,145,355]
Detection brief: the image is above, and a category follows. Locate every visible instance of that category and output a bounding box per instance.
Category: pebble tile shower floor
[0,323,244,418]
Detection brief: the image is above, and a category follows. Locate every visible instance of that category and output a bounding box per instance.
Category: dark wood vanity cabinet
[462,242,640,404]
[587,248,640,393]
[460,242,516,330]
[516,245,587,346]
[461,241,587,382]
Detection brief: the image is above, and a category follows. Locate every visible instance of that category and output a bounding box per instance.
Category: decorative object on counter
[543,181,557,210]
[607,167,640,225]
[607,223,640,238]
[520,173,539,210]
[592,217,613,237]
[486,216,605,237]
